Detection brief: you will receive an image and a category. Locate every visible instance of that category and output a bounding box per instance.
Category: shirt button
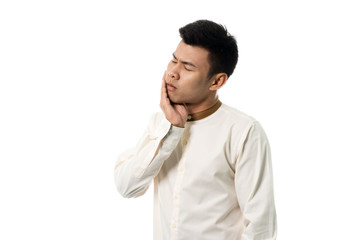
[183,140,187,145]
[179,167,184,172]
[172,223,177,229]
[174,194,178,200]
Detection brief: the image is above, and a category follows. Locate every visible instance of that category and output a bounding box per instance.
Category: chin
[169,98,181,104]
[168,96,184,104]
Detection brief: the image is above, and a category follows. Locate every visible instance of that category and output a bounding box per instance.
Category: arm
[114,72,188,198]
[114,113,184,198]
[235,121,277,240]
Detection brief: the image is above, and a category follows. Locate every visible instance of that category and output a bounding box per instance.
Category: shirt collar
[187,100,222,122]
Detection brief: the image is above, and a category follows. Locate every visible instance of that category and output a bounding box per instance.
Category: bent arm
[114,113,184,198]
[235,121,277,240]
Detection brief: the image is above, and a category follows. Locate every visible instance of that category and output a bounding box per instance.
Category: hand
[160,71,188,128]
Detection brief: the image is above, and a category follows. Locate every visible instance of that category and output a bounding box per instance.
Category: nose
[168,70,180,80]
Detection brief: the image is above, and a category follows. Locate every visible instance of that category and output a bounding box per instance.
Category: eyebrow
[173,53,198,68]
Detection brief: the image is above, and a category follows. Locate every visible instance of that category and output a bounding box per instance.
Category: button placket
[170,126,190,240]
[170,147,187,239]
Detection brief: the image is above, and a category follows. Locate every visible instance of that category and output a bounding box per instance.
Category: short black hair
[179,19,238,79]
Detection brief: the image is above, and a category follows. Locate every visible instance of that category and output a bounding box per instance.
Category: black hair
[179,19,238,79]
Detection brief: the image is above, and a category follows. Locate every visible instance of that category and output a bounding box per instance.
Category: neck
[185,94,219,114]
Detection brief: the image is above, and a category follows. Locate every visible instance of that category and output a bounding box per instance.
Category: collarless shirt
[114,103,277,240]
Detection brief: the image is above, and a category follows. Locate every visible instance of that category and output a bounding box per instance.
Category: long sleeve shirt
[114,103,277,240]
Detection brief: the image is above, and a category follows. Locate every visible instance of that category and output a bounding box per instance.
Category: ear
[209,73,228,91]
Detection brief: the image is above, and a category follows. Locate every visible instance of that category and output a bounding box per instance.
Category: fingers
[183,103,189,113]
[161,76,168,102]
[161,71,166,97]
[159,71,187,128]
[160,71,171,110]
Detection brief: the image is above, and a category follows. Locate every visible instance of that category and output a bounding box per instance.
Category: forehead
[174,41,210,69]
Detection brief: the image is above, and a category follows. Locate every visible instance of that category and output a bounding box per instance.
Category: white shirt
[114,103,277,240]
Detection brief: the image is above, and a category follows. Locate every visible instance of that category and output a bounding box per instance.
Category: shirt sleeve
[114,113,184,198]
[235,121,277,240]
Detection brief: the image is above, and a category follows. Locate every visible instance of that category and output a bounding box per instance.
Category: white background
[1,0,359,239]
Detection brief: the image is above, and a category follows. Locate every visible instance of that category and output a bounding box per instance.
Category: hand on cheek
[160,71,188,128]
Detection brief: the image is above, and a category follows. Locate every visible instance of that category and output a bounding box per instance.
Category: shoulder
[218,104,271,159]
[218,103,257,128]
[218,103,268,142]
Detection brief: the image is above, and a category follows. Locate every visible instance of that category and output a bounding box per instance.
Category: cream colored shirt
[114,104,277,240]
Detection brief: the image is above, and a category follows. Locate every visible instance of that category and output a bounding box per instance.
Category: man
[114,20,277,240]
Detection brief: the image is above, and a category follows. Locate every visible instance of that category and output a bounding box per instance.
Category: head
[179,19,238,79]
[165,20,238,109]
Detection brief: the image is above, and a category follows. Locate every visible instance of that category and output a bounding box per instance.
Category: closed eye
[172,53,198,69]
[171,60,193,71]
[171,54,195,71]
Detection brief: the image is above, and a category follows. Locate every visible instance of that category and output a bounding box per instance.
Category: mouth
[166,83,177,91]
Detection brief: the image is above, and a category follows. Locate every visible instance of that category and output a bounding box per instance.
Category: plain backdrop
[1,0,359,239]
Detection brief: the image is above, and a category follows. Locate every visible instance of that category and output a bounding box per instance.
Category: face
[165,41,215,106]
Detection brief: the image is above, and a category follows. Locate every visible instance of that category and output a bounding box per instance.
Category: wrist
[169,119,185,128]
[165,117,185,128]
[172,123,185,128]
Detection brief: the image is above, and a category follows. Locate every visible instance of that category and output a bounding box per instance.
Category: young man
[114,20,277,240]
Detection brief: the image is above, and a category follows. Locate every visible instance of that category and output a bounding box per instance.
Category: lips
[166,82,177,91]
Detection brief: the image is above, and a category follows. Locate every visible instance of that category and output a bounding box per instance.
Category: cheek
[181,75,208,93]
